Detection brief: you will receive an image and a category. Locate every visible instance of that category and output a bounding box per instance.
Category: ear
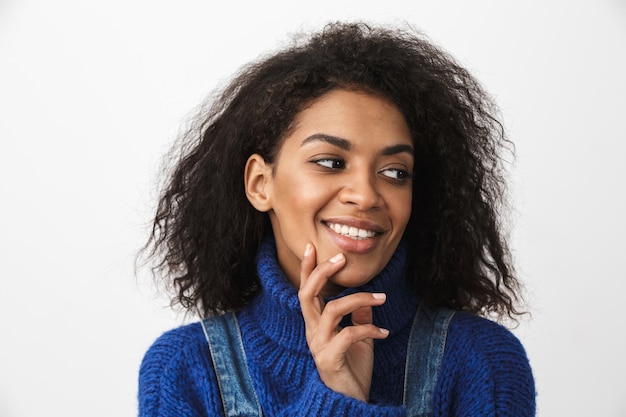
[244,154,273,212]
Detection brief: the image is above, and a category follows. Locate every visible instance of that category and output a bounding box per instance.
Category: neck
[248,237,417,341]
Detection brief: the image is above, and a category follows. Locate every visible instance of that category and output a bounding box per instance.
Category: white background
[1,1,625,416]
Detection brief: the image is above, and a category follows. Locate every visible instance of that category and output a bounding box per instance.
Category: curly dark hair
[143,22,523,319]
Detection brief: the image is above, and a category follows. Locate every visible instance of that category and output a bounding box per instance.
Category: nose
[338,171,382,210]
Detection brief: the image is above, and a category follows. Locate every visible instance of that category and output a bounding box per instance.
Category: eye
[379,167,412,183]
[313,158,345,170]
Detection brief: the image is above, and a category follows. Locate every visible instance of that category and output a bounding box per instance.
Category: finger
[298,249,345,303]
[298,247,345,327]
[351,305,373,326]
[298,244,324,324]
[315,324,390,359]
[316,293,386,337]
[300,252,345,298]
[299,243,316,288]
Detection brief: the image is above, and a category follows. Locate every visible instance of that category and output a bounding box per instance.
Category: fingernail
[380,328,390,335]
[372,293,386,300]
[329,253,344,263]
[304,244,312,257]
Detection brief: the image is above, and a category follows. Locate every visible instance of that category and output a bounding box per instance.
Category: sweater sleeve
[138,323,224,417]
[434,313,536,417]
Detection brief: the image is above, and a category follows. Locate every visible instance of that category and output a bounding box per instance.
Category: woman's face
[248,89,413,296]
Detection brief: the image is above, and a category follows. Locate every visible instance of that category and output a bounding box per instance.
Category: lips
[322,218,385,254]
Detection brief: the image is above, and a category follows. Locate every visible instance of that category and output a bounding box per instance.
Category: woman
[139,22,535,416]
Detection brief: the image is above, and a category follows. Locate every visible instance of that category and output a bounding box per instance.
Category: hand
[298,243,389,402]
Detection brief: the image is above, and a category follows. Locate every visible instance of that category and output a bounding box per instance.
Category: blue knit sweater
[139,240,535,416]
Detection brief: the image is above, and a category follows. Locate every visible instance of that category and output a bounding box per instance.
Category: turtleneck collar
[247,236,418,349]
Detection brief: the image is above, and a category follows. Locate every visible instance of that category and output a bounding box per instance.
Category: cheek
[392,190,413,228]
[271,176,329,223]
[281,177,331,206]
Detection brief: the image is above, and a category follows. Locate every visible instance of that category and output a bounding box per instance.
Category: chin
[328,266,380,289]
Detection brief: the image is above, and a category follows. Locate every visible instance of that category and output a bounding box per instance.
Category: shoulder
[447,311,528,360]
[445,311,533,377]
[438,311,536,416]
[145,321,206,347]
[140,322,208,376]
[139,322,222,416]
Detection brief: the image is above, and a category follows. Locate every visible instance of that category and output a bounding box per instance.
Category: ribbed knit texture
[139,238,535,416]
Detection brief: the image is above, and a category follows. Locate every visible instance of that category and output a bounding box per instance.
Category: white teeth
[328,222,376,240]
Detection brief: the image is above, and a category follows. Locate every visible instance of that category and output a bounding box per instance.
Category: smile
[326,222,377,240]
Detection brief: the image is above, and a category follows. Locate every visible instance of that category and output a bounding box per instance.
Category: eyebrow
[301,133,414,156]
[381,144,414,156]
[301,134,351,150]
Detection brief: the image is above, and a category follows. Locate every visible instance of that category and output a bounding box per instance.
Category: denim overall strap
[201,313,263,417]
[403,303,456,417]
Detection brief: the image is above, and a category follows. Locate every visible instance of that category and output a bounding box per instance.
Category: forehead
[282,89,412,151]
